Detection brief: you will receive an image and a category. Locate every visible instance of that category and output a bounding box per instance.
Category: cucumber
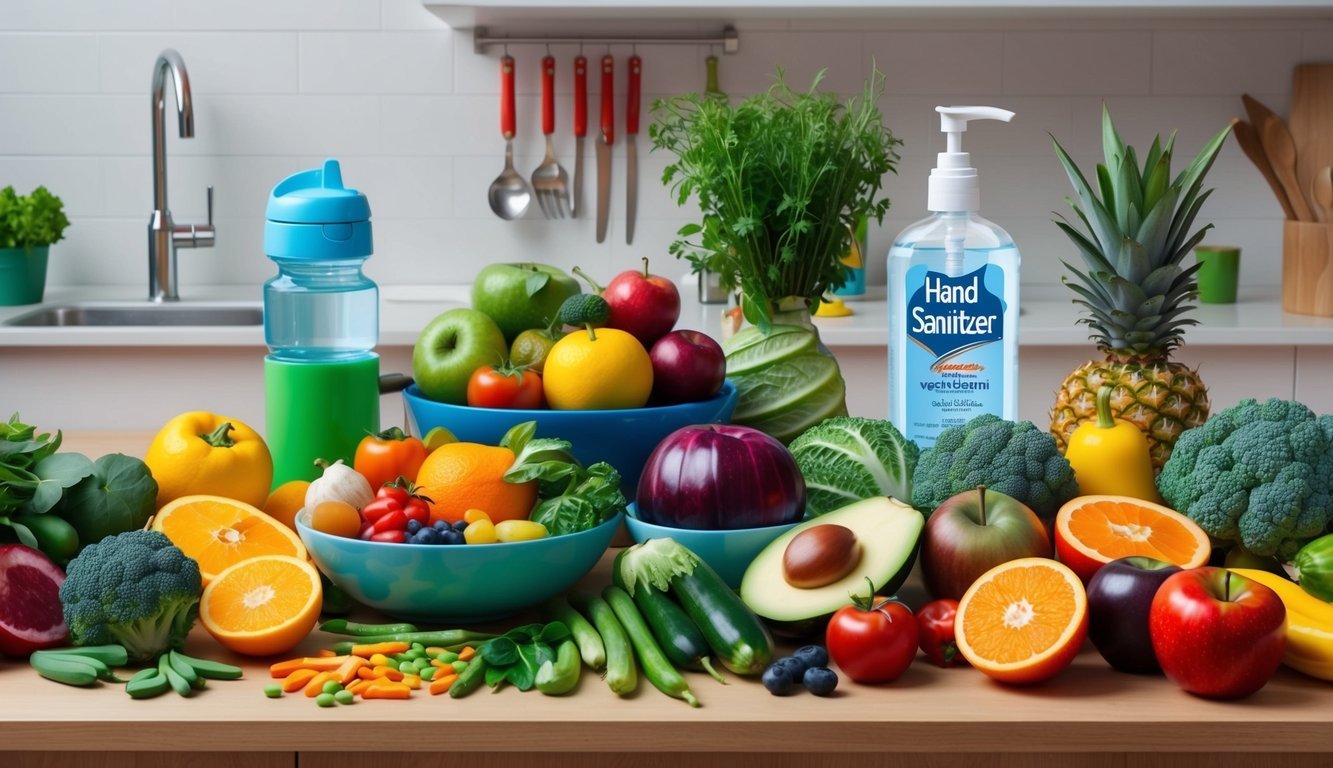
[603,586,699,707]
[30,653,100,687]
[670,556,774,676]
[1295,534,1333,602]
[614,568,725,684]
[542,595,606,671]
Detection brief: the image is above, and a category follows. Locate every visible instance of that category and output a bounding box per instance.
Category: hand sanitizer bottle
[888,106,1019,449]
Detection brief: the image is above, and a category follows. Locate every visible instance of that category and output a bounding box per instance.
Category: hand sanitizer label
[902,264,1006,444]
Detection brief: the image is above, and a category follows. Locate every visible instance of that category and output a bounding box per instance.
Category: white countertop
[1,282,1331,348]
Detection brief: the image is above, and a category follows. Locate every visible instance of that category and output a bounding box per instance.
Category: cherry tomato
[369,480,433,526]
[916,598,964,668]
[466,364,544,409]
[354,427,428,489]
[369,529,407,544]
[361,496,402,524]
[825,584,918,684]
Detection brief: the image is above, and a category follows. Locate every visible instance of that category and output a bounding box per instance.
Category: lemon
[542,327,653,410]
[422,426,458,451]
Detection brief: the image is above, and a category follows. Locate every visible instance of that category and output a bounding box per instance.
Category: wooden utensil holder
[1283,220,1333,317]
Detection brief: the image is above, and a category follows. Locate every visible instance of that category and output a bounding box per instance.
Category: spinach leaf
[51,453,157,547]
[25,452,94,515]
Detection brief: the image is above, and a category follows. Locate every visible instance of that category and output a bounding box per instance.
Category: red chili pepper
[915,599,963,668]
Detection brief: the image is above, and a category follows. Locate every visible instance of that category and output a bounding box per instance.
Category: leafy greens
[500,421,626,535]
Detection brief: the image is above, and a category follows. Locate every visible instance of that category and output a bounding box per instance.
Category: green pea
[410,642,425,652]
[452,660,470,674]
[264,684,283,699]
[398,661,416,674]
[405,649,426,660]
[420,666,437,681]
[333,690,355,705]
[434,651,459,664]
[315,692,336,708]
[411,658,430,671]
[321,680,342,695]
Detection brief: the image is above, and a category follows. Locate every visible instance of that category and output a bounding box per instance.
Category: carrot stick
[346,679,371,696]
[428,673,458,696]
[317,649,337,658]
[372,665,404,682]
[351,642,410,658]
[281,668,319,693]
[304,671,336,697]
[457,646,476,662]
[335,656,369,684]
[269,655,352,678]
[362,681,412,700]
[401,674,421,690]
[356,666,378,681]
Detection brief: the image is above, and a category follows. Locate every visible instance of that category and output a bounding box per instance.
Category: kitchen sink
[3,303,263,327]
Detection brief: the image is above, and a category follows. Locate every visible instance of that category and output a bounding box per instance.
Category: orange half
[1055,495,1211,583]
[152,494,307,585]
[200,555,322,657]
[955,557,1088,685]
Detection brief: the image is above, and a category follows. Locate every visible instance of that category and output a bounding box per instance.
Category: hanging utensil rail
[474,26,739,54]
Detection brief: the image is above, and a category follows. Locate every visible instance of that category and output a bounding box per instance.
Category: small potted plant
[651,68,901,442]
[0,186,70,305]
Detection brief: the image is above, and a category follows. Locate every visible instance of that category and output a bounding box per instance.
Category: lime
[510,328,561,374]
[423,426,458,451]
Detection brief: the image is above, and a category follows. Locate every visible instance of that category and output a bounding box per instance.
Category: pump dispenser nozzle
[928,106,1014,213]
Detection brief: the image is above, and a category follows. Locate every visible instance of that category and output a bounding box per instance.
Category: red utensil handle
[574,55,588,138]
[600,54,614,145]
[500,54,516,140]
[627,55,641,136]
[540,55,555,136]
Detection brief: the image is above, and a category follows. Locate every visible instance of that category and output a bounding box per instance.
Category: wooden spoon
[1260,113,1316,221]
[1315,166,1333,220]
[1290,65,1333,224]
[1233,119,1296,220]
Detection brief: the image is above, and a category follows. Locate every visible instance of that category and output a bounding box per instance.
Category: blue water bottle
[263,159,380,485]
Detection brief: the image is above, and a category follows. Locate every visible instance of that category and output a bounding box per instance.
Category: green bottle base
[265,355,380,487]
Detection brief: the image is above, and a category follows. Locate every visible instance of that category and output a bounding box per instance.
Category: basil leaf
[481,637,518,667]
[499,421,536,455]
[530,496,595,537]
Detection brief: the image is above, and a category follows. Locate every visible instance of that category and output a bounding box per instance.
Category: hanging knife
[572,54,587,219]
[595,53,614,244]
[625,54,641,245]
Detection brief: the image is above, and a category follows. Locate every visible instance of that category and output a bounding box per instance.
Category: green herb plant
[0,186,71,249]
[651,67,901,331]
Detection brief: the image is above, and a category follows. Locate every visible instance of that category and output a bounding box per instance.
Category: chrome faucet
[149,49,214,302]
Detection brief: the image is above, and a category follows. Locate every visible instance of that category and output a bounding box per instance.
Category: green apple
[471,263,581,342]
[412,308,508,404]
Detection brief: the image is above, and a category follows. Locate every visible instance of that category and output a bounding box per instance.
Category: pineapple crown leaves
[1050,105,1233,356]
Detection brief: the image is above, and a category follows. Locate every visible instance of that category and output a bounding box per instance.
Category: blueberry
[443,529,466,545]
[406,519,422,535]
[400,530,412,544]
[803,667,838,697]
[774,655,807,679]
[434,520,449,531]
[761,664,795,696]
[793,645,829,669]
[415,528,439,545]
[452,520,470,532]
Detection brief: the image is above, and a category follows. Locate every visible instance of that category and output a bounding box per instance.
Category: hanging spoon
[488,54,532,220]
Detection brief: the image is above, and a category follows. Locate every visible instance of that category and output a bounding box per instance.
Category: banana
[1229,568,1333,683]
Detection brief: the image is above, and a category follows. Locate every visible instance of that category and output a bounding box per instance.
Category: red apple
[1087,557,1181,674]
[920,486,1051,600]
[602,257,680,347]
[649,330,726,404]
[1149,567,1286,700]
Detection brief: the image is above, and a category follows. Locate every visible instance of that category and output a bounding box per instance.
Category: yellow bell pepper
[1063,386,1161,502]
[145,412,274,509]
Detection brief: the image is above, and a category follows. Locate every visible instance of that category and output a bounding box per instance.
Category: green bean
[569,590,635,696]
[170,651,243,681]
[603,586,699,707]
[317,619,419,636]
[542,595,606,671]
[160,653,193,697]
[535,639,581,696]
[446,655,488,699]
[128,667,159,684]
[38,645,129,667]
[329,629,495,655]
[126,671,171,699]
[166,650,199,685]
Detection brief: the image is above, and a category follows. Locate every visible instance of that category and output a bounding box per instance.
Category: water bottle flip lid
[266,158,371,224]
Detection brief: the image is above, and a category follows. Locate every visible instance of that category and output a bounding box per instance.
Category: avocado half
[739,496,924,637]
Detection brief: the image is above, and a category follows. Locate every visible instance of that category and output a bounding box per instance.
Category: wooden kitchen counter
[2,434,1330,768]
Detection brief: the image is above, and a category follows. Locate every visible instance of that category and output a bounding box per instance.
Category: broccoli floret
[911,414,1079,519]
[1158,398,1333,561]
[58,529,202,663]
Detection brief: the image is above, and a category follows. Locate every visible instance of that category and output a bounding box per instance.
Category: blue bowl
[623,504,799,589]
[296,510,622,623]
[403,381,738,494]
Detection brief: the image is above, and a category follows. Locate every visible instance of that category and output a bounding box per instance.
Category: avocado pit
[782,524,861,588]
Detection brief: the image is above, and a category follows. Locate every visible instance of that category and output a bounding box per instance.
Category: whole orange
[414,442,537,524]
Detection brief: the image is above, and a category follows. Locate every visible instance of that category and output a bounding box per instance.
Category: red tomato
[370,480,433,526]
[371,508,408,535]
[467,365,544,409]
[916,599,964,668]
[354,427,428,489]
[826,590,918,684]
[361,496,401,524]
[369,529,407,544]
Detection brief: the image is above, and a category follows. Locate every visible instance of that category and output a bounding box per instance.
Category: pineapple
[1048,107,1232,472]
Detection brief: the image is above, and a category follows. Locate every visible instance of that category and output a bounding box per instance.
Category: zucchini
[671,555,775,676]
[614,567,725,684]
[1295,534,1333,602]
[602,586,699,707]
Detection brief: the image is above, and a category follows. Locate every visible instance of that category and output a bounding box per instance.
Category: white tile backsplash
[3,4,1329,293]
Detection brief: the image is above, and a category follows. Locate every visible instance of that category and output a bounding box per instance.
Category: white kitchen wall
[0,1,1329,297]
